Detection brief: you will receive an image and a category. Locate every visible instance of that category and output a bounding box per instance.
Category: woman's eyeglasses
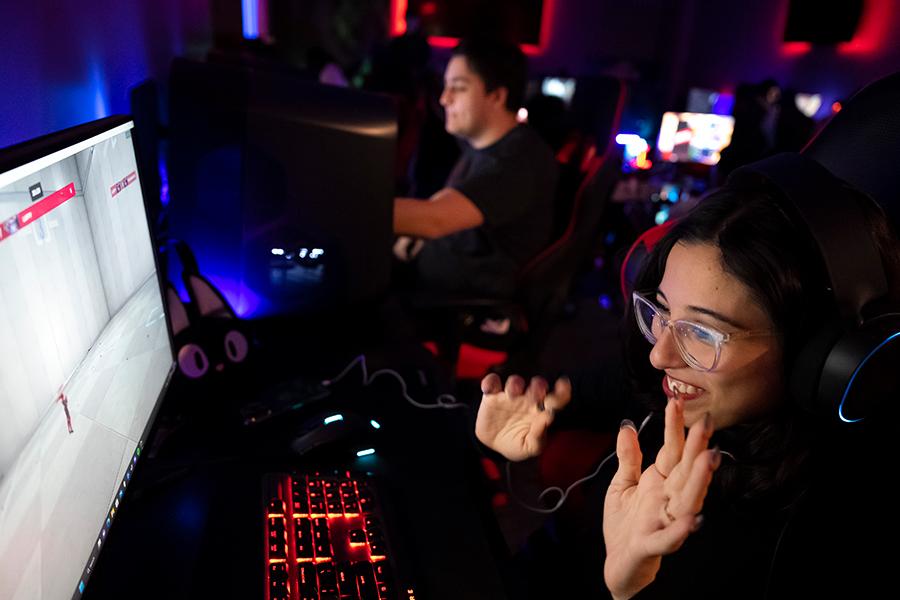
[632,291,775,372]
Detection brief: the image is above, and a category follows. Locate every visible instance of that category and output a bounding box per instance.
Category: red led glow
[390,0,555,56]
[838,0,892,55]
[390,0,408,36]
[420,1,437,17]
[781,41,811,56]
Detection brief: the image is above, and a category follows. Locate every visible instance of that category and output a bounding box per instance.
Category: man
[394,38,558,299]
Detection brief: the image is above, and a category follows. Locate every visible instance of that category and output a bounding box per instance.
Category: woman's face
[649,242,784,429]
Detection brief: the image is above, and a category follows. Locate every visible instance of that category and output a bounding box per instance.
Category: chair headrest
[803,71,900,231]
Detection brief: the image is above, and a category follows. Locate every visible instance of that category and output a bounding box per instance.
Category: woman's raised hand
[602,398,721,600]
[475,373,571,462]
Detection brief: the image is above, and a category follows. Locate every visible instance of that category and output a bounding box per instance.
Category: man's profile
[393,38,558,299]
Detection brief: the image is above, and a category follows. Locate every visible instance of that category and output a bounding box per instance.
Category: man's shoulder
[489,125,556,169]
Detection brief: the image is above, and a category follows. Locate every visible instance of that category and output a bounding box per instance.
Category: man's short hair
[452,38,527,113]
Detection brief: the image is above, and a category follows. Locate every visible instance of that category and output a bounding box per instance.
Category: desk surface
[84,322,511,600]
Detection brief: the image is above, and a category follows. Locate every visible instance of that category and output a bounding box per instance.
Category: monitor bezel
[0,114,176,599]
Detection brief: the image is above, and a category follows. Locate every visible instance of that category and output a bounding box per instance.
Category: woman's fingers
[676,448,721,516]
[526,376,549,408]
[481,373,502,395]
[504,375,526,398]
[668,412,714,489]
[644,513,703,556]
[609,421,643,492]
[655,397,685,477]
[546,376,572,412]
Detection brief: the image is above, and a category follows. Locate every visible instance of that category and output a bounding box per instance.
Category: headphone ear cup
[818,316,900,422]
[789,321,844,416]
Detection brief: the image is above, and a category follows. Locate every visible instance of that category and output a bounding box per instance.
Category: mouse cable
[323,354,469,411]
[506,412,654,514]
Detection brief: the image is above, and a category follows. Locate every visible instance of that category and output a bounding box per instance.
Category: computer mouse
[289,411,382,460]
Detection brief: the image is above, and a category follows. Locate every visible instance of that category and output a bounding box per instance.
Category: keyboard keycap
[298,563,319,600]
[317,562,340,599]
[353,561,379,600]
[349,528,366,544]
[268,562,289,600]
[295,517,314,560]
[267,518,287,560]
[336,562,359,599]
[268,498,285,515]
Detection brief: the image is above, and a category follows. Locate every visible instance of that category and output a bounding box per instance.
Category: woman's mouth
[662,374,705,401]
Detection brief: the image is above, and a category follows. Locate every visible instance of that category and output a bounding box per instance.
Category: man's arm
[393,187,485,239]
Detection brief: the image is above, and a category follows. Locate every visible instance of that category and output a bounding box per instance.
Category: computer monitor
[167,58,397,318]
[0,116,174,599]
[541,77,577,106]
[686,87,735,116]
[656,111,735,166]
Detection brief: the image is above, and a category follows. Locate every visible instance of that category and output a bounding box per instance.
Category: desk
[83,314,511,599]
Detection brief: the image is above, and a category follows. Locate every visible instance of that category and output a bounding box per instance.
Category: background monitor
[541,77,577,106]
[686,87,735,115]
[166,58,397,318]
[795,92,823,118]
[656,111,735,166]
[0,116,174,599]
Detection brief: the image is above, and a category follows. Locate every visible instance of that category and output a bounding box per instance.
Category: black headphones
[728,152,900,422]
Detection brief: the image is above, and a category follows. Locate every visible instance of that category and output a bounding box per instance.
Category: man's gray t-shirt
[416,125,558,298]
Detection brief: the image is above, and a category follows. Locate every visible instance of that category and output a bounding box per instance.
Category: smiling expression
[649,242,784,429]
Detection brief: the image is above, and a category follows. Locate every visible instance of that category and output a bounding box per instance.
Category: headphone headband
[728,153,888,325]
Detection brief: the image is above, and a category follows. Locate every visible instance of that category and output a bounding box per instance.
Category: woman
[475,163,900,599]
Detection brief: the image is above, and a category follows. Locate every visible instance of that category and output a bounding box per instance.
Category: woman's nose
[649,326,687,370]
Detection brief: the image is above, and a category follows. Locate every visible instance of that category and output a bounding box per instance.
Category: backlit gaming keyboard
[264,471,415,600]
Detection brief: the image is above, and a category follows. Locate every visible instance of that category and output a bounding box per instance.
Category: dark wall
[677,0,900,107]
[0,0,211,148]
[4,0,899,149]
[522,0,900,110]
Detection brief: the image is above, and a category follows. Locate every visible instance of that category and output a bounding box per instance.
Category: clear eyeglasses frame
[632,291,775,372]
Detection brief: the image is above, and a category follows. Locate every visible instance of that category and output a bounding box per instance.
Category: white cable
[506,413,655,514]
[323,354,468,410]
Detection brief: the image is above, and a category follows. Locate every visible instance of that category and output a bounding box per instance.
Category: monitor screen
[656,111,735,166]
[686,88,735,116]
[0,116,174,599]
[541,77,577,106]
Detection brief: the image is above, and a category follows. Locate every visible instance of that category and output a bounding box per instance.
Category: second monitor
[167,58,398,318]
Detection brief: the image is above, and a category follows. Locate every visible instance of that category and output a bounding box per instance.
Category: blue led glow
[838,331,900,423]
[654,208,670,225]
[242,0,259,39]
[323,414,344,425]
[369,420,381,429]
[356,448,376,457]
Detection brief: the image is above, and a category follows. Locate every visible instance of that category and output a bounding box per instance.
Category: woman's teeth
[669,377,701,395]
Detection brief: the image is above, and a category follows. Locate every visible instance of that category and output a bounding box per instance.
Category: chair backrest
[619,221,674,305]
[803,71,900,231]
[514,79,628,325]
[516,154,622,325]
